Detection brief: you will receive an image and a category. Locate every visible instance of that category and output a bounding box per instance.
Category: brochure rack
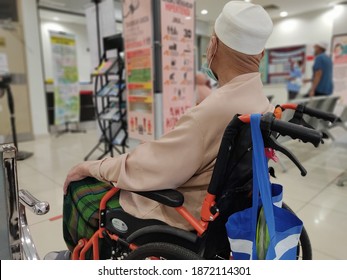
[84,34,128,160]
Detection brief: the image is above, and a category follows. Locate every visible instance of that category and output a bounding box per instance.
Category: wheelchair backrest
[202,116,254,259]
[208,115,254,216]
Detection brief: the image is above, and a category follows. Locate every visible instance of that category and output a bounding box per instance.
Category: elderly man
[309,42,334,97]
[46,1,273,259]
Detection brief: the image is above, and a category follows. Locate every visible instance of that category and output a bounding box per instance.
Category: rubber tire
[282,202,312,260]
[124,242,203,260]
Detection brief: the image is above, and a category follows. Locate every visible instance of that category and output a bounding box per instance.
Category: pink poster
[332,34,347,105]
[123,0,155,141]
[161,0,195,134]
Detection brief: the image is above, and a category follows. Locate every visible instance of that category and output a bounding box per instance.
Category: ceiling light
[53,17,60,21]
[244,0,252,2]
[333,4,344,18]
[201,9,208,15]
[280,11,288,17]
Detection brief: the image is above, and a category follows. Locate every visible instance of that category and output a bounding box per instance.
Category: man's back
[313,53,333,95]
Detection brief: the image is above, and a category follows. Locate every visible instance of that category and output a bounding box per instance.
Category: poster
[50,31,80,125]
[161,0,195,134]
[332,34,347,105]
[123,0,155,141]
[0,52,9,75]
[265,45,306,84]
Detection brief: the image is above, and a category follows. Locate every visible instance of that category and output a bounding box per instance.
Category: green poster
[50,31,80,126]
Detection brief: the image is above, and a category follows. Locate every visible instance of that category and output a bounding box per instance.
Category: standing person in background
[196,72,212,105]
[287,60,303,100]
[308,42,333,97]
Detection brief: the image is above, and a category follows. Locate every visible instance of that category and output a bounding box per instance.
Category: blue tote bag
[225,114,303,260]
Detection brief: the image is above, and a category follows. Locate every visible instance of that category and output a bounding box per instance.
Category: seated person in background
[196,72,212,105]
[45,0,274,259]
[286,60,303,100]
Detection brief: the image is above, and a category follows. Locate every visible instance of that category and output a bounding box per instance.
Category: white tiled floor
[14,126,347,260]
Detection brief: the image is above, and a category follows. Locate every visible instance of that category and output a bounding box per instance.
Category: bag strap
[250,114,276,253]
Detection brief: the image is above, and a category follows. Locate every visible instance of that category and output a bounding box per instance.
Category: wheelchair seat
[105,208,166,238]
[104,189,187,241]
[104,207,200,254]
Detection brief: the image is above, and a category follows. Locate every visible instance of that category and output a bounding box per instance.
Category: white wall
[20,0,48,135]
[266,8,335,50]
[196,19,211,36]
[333,4,347,35]
[40,19,92,83]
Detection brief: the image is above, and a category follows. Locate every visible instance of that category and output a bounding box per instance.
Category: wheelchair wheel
[124,242,203,260]
[282,202,312,260]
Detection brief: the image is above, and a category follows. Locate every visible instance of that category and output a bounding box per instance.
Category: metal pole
[94,0,102,64]
[2,80,33,160]
[6,85,18,149]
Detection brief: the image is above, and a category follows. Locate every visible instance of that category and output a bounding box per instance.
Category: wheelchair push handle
[281,103,339,123]
[269,117,322,147]
[302,105,338,123]
[239,113,322,147]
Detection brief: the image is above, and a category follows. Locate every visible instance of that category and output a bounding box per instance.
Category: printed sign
[332,34,347,104]
[161,0,195,134]
[123,0,155,141]
[0,52,9,75]
[265,45,306,84]
[50,31,80,125]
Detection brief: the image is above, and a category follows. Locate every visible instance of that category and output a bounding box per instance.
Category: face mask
[201,62,218,82]
[202,35,218,82]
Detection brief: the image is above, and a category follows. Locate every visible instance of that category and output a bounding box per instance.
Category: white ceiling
[195,0,342,22]
[38,0,344,23]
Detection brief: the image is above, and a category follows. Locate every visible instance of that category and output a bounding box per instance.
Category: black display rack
[0,74,33,160]
[84,34,128,160]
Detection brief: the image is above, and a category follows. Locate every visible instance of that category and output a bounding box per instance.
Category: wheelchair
[71,103,339,260]
[1,102,338,260]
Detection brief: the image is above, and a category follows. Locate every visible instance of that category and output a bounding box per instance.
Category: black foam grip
[270,118,322,147]
[303,106,338,123]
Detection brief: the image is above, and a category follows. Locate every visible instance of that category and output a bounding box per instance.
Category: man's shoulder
[317,53,332,62]
[314,54,330,69]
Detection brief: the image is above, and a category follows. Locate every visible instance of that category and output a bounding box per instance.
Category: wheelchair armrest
[19,189,50,215]
[134,189,184,207]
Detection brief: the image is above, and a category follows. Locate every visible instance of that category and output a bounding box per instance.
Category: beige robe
[89,72,273,230]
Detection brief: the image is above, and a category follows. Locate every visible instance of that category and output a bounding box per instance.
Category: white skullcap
[315,41,328,51]
[214,1,273,55]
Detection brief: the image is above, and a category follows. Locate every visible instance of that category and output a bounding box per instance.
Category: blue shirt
[287,66,302,93]
[313,53,333,95]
